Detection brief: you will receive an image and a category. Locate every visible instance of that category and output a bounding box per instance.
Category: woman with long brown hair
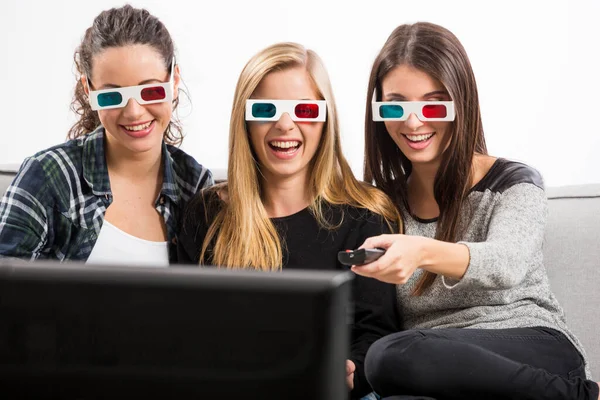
[354,22,599,399]
[0,5,212,263]
[177,42,400,399]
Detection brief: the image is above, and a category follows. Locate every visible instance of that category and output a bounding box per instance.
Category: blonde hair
[200,42,402,270]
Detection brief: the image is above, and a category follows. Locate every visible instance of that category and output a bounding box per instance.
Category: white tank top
[86,220,169,267]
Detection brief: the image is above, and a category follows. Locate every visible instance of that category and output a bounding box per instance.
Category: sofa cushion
[210,168,227,183]
[544,184,600,379]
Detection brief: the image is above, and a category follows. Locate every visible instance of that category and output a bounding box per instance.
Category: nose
[121,98,145,120]
[404,112,424,131]
[274,112,295,132]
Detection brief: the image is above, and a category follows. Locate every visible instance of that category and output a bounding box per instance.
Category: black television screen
[0,259,352,399]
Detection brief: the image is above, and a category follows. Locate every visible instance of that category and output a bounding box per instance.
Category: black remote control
[338,248,385,266]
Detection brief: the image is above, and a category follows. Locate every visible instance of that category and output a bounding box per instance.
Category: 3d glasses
[87,59,174,111]
[245,99,327,122]
[372,99,455,122]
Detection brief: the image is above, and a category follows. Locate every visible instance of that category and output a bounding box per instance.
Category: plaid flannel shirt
[0,127,213,262]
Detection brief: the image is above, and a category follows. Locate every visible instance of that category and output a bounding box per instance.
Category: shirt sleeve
[198,168,214,190]
[442,183,547,290]
[348,212,401,399]
[0,158,51,260]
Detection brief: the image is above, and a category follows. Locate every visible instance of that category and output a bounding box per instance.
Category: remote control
[338,248,385,266]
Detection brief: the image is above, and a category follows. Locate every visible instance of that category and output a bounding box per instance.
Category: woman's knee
[365,330,430,392]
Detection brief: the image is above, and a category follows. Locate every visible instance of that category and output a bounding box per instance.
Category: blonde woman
[177,42,401,399]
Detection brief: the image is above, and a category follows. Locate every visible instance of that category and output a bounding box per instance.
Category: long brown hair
[364,22,487,295]
[199,42,402,270]
[68,4,184,145]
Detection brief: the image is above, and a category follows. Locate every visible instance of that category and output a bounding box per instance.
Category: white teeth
[270,141,300,149]
[124,121,152,131]
[405,133,434,142]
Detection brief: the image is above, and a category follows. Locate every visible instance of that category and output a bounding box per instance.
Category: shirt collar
[82,127,111,196]
[159,141,181,205]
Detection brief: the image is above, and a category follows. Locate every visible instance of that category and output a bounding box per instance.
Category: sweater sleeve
[443,183,547,290]
[349,213,401,399]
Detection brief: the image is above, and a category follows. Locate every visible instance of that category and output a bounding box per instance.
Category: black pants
[364,327,599,400]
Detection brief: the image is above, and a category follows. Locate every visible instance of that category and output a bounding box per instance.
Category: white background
[1,0,599,186]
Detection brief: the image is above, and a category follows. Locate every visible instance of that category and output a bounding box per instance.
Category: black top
[177,191,401,399]
[411,158,546,224]
[471,157,544,194]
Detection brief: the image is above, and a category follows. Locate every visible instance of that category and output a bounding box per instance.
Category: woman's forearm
[419,237,470,280]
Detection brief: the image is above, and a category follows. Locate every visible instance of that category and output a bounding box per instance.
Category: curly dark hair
[68,4,184,145]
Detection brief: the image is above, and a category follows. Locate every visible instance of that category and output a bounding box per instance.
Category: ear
[173,64,181,100]
[81,75,90,96]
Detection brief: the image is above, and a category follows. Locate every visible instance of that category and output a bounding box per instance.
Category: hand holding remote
[350,234,452,285]
[338,248,386,266]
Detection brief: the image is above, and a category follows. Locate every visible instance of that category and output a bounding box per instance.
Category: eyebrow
[98,79,164,89]
[384,90,449,100]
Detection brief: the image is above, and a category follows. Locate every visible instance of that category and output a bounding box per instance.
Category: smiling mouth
[122,120,154,131]
[268,140,302,153]
[402,132,435,142]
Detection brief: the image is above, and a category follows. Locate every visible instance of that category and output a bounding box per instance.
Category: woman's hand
[346,360,355,389]
[351,234,470,284]
[350,234,426,284]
